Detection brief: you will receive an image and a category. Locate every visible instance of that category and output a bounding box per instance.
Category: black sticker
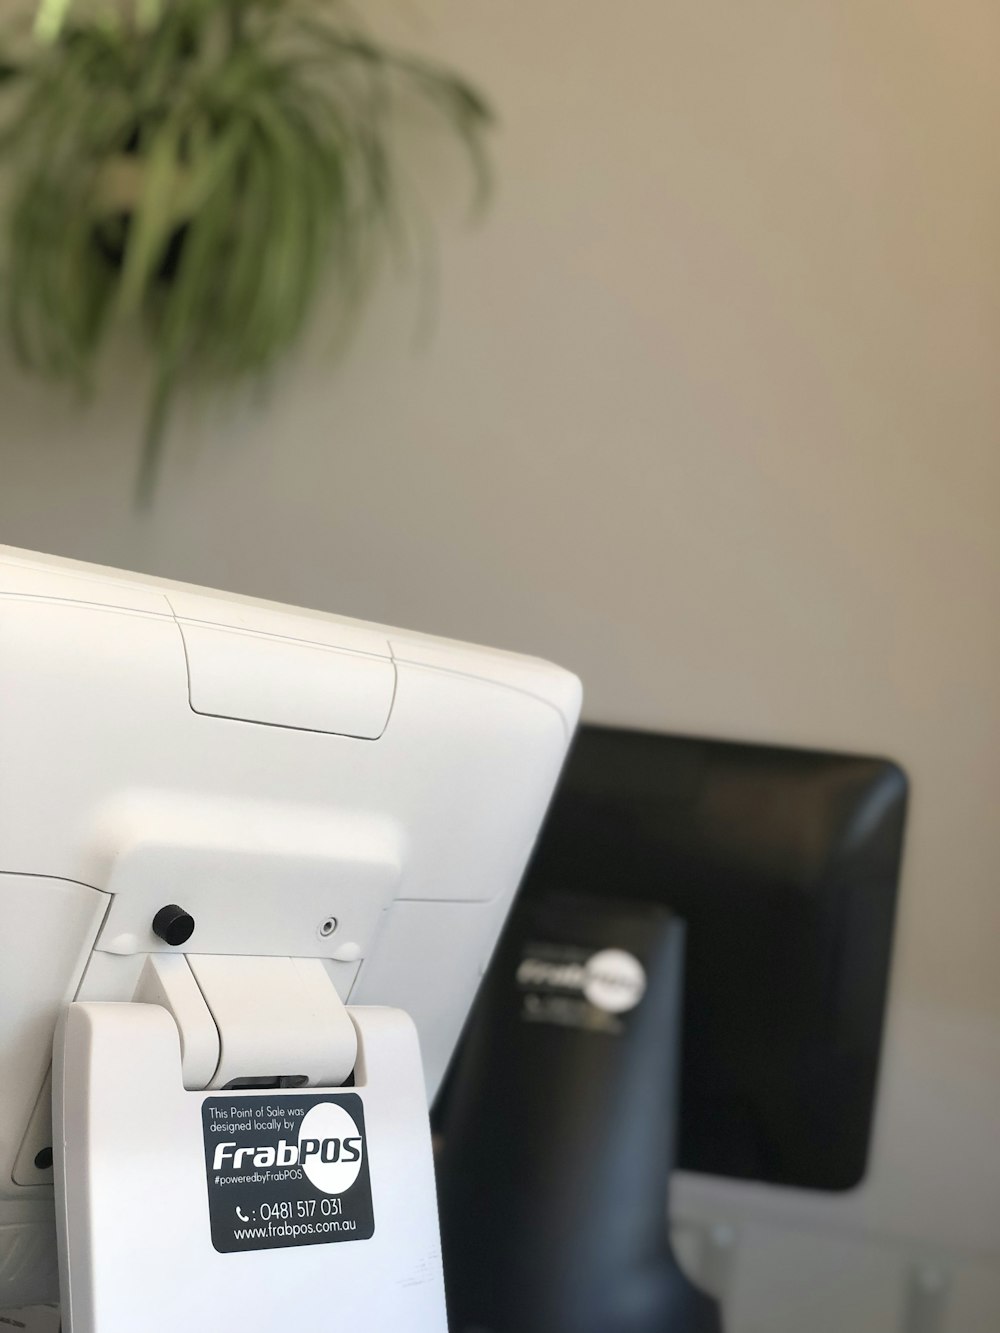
[202,1093,375,1253]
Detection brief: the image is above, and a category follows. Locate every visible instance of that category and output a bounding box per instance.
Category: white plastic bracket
[133,953,359,1091]
[186,955,358,1090]
[52,971,447,1333]
[133,955,220,1089]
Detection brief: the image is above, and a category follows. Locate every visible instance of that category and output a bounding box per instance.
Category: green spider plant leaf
[116,119,187,316]
[33,0,73,44]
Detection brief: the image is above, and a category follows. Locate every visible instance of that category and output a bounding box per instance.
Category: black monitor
[450,724,908,1194]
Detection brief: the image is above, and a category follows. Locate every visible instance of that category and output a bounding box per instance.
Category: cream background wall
[1,1,999,1327]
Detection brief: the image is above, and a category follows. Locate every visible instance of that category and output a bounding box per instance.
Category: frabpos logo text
[212,1137,361,1172]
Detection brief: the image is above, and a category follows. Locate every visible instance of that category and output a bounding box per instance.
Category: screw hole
[34,1147,53,1171]
[319,917,338,938]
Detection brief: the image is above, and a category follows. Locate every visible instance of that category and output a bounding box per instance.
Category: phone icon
[235,1206,250,1222]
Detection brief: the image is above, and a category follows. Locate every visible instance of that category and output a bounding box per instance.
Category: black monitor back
[511,725,908,1192]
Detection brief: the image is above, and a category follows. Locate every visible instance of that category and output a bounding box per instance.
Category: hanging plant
[0,0,492,499]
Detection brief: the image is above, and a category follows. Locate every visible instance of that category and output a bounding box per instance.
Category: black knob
[152,904,195,946]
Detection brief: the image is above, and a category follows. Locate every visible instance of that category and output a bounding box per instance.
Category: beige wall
[1,1,999,1324]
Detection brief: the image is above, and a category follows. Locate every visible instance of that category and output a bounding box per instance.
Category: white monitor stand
[0,546,581,1332]
[56,962,447,1331]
